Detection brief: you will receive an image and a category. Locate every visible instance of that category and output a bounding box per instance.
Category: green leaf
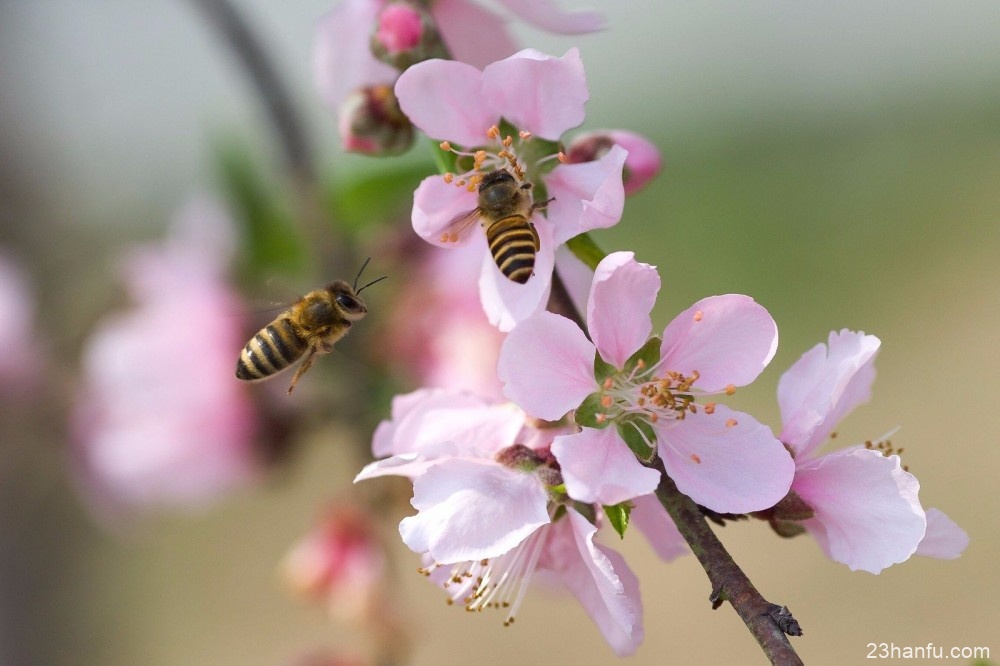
[617,419,657,463]
[565,233,608,270]
[214,141,305,277]
[623,336,661,377]
[575,392,611,429]
[327,163,428,234]
[603,501,633,539]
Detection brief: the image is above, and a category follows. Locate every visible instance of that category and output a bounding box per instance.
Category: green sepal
[603,501,633,539]
[623,336,661,377]
[575,392,611,429]
[617,418,657,463]
[431,137,460,175]
[594,351,616,383]
[565,233,608,271]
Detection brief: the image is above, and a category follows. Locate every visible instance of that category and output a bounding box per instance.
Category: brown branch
[185,0,349,277]
[652,460,803,665]
[549,265,803,665]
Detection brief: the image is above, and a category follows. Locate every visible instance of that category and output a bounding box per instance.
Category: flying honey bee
[235,260,386,394]
[444,168,553,284]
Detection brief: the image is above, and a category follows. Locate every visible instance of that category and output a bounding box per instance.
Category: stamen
[725,418,738,428]
[518,130,532,140]
[725,384,736,396]
[439,141,452,152]
[690,453,701,464]
[693,310,703,322]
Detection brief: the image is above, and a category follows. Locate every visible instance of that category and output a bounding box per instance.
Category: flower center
[420,526,548,627]
[439,125,564,192]
[596,358,737,427]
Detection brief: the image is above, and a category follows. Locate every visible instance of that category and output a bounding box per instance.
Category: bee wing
[438,208,484,244]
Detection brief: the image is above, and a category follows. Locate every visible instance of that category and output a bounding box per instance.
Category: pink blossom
[397,49,628,330]
[356,387,644,654]
[373,3,425,55]
[0,251,43,398]
[566,130,663,195]
[775,330,968,573]
[383,243,506,399]
[314,0,603,113]
[72,200,259,512]
[498,251,795,513]
[281,504,388,624]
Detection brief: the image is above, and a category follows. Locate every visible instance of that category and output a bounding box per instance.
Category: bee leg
[286,348,318,394]
[529,197,555,215]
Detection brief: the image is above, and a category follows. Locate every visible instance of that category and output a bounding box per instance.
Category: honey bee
[236,260,386,394]
[444,169,553,284]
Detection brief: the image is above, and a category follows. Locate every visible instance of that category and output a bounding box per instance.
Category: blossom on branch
[397,49,636,330]
[355,388,645,655]
[499,251,795,513]
[770,329,968,573]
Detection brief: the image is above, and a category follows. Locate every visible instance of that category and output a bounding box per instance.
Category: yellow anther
[518,130,532,140]
[440,141,452,151]
[725,384,736,396]
[601,395,613,408]
[488,125,500,138]
[704,402,716,414]
[690,453,701,464]
[725,418,738,428]
[694,310,704,322]
[557,151,568,163]
[603,377,614,390]
[443,173,454,183]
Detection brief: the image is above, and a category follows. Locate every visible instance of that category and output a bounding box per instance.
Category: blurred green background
[1,1,998,664]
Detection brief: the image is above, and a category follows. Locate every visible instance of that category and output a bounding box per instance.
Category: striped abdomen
[486,215,540,284]
[236,315,308,381]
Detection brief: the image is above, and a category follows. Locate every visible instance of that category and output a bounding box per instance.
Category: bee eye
[336,293,363,312]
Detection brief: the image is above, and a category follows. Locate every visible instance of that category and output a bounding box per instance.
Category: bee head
[327,280,368,321]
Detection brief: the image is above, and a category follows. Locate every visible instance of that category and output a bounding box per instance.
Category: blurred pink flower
[0,250,43,398]
[775,330,968,573]
[281,504,388,624]
[565,129,663,195]
[314,0,604,113]
[357,387,644,655]
[384,243,505,399]
[398,49,627,330]
[72,200,260,512]
[499,251,795,513]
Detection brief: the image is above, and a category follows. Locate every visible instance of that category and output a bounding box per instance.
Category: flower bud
[339,84,414,155]
[565,130,662,195]
[370,1,448,71]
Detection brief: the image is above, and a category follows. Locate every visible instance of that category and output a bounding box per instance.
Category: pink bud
[566,130,662,195]
[370,1,447,71]
[338,84,414,155]
[281,504,388,624]
[374,3,424,54]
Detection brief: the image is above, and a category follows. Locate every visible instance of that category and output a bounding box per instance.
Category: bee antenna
[356,275,389,294]
[353,257,373,292]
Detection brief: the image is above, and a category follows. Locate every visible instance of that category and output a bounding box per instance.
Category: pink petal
[554,246,594,317]
[399,459,550,563]
[630,494,688,562]
[587,251,659,369]
[566,130,662,195]
[658,405,794,513]
[545,145,628,245]
[481,48,588,141]
[494,0,606,34]
[411,176,481,248]
[314,0,399,110]
[540,509,643,656]
[778,330,880,459]
[551,428,661,505]
[794,447,925,574]
[659,294,778,394]
[354,447,452,482]
[915,508,968,560]
[431,0,519,68]
[380,389,523,458]
[394,59,496,146]
[498,310,597,420]
[478,220,554,331]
